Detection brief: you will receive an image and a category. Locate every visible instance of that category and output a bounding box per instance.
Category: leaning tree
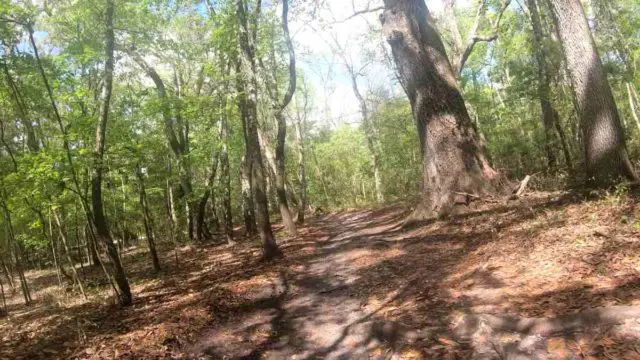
[380,0,501,219]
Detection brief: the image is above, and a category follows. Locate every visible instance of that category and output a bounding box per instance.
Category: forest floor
[2,191,640,359]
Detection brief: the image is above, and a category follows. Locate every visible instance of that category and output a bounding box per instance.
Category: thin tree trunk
[526,0,558,170]
[166,179,180,267]
[0,273,6,316]
[553,109,573,171]
[349,69,384,203]
[626,82,640,132]
[381,0,500,219]
[236,0,280,259]
[240,155,257,237]
[546,0,637,185]
[294,114,306,225]
[92,0,132,306]
[258,0,297,236]
[330,36,385,203]
[136,167,161,272]
[220,108,234,244]
[1,61,39,152]
[196,150,219,242]
[52,208,87,300]
[1,258,14,290]
[45,213,62,287]
[2,197,30,305]
[128,54,193,243]
[86,225,100,266]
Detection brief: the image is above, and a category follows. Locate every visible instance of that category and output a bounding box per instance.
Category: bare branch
[458,0,511,75]
[326,3,384,25]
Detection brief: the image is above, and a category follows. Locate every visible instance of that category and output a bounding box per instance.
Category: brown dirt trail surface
[2,192,640,359]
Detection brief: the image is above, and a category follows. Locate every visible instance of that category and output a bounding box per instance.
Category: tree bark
[546,0,637,186]
[92,0,132,306]
[381,0,500,219]
[236,0,281,259]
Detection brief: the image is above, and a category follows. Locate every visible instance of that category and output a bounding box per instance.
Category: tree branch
[280,0,296,110]
[327,3,384,24]
[458,0,511,75]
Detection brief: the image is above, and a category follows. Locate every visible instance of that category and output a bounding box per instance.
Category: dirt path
[188,210,407,359]
[2,194,639,359]
[186,199,640,359]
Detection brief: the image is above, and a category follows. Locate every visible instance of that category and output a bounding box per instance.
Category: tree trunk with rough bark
[381,0,500,219]
[92,0,132,306]
[236,0,281,259]
[546,0,637,186]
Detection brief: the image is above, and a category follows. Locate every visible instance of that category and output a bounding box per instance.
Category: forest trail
[2,193,640,359]
[186,194,640,359]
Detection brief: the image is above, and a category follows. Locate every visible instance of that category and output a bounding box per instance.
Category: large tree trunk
[381,0,500,219]
[92,0,132,306]
[546,0,637,186]
[236,0,281,259]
